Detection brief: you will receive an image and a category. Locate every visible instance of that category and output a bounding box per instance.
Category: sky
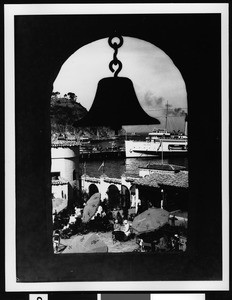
[53,37,188,132]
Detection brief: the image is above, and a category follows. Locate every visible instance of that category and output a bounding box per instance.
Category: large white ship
[125,129,188,158]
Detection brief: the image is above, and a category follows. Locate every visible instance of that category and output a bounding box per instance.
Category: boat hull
[125,140,188,158]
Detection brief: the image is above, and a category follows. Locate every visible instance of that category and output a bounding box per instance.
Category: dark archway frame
[15,14,222,282]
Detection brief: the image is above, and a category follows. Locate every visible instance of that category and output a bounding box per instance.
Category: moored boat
[125,129,188,158]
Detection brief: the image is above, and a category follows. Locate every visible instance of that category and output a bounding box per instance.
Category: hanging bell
[73,34,160,131]
[73,76,160,131]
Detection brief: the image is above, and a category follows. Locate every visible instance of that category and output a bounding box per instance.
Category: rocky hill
[50,96,88,130]
[50,96,125,137]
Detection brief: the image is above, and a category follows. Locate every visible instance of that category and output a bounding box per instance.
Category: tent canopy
[82,192,101,223]
[132,207,169,234]
[62,233,108,253]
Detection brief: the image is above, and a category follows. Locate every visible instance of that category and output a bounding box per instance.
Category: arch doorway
[121,185,131,219]
[107,184,120,210]
[88,184,99,198]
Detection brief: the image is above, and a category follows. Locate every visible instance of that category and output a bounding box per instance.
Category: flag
[98,161,104,171]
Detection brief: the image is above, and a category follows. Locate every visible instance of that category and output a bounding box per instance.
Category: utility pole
[161,139,163,165]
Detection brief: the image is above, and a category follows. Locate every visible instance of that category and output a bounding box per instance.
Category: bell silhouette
[73,77,160,131]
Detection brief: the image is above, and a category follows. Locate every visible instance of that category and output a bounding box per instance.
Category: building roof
[133,171,188,189]
[133,176,159,188]
[125,176,140,182]
[51,140,80,148]
[82,175,100,183]
[52,178,69,185]
[104,177,122,184]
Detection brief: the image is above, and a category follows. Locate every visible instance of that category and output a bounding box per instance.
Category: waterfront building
[81,169,188,215]
[133,170,188,212]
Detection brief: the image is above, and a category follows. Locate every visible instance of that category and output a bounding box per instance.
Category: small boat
[80,136,91,144]
[138,163,186,177]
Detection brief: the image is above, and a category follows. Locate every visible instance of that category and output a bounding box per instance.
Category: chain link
[108,35,123,77]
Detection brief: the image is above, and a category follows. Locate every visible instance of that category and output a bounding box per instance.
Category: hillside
[50,96,88,128]
[50,96,125,137]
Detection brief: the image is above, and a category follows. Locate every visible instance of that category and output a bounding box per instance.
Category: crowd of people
[52,198,187,253]
[136,224,187,253]
[52,201,136,252]
[112,217,132,242]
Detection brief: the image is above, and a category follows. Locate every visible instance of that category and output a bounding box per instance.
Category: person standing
[173,234,180,251]
[116,211,123,225]
[112,219,121,243]
[122,220,131,241]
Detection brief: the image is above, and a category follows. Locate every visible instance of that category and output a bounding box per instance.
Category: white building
[51,140,80,212]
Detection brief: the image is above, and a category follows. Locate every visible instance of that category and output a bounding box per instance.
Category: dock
[79,148,125,160]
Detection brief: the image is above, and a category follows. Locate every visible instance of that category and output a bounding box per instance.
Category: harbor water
[79,138,188,178]
[80,156,188,179]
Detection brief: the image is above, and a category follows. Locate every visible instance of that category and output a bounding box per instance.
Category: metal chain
[108,35,123,77]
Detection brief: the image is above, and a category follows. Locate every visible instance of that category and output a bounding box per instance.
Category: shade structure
[73,77,160,131]
[132,207,169,234]
[52,198,67,214]
[82,192,101,223]
[62,233,108,253]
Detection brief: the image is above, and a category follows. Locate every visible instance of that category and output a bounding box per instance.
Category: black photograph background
[14,12,222,282]
[3,2,229,294]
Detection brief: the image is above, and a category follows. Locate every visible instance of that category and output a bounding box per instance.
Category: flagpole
[83,161,86,176]
[98,161,105,174]
[102,161,105,175]
[161,140,163,165]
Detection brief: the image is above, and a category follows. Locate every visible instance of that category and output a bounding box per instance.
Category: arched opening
[130,184,136,196]
[88,184,99,198]
[121,185,130,219]
[53,36,188,133]
[130,184,137,208]
[107,184,120,210]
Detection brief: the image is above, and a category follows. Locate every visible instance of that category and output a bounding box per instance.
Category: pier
[79,144,125,160]
[79,149,125,160]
